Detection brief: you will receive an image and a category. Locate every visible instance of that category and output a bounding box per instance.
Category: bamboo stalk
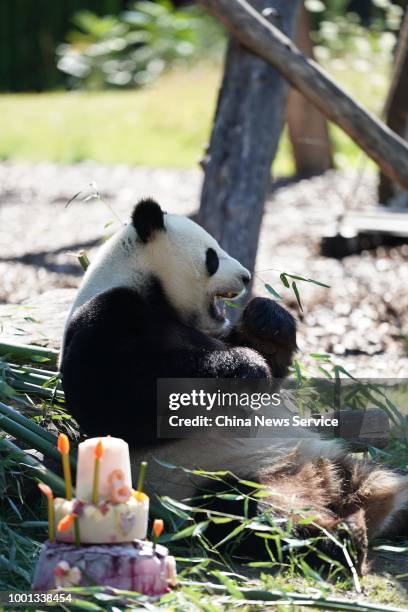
[0,405,77,471]
[0,437,66,497]
[5,364,62,398]
[8,378,64,400]
[9,363,57,377]
[0,341,58,366]
[0,400,57,445]
[9,367,54,383]
[0,412,62,464]
[77,250,90,272]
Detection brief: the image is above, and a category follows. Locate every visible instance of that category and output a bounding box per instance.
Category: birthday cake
[32,435,176,596]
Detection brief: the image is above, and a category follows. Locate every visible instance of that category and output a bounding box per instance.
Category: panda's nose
[241,273,251,286]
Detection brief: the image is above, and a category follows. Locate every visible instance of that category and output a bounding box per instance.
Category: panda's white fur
[61,199,408,570]
[62,213,250,358]
[129,431,345,500]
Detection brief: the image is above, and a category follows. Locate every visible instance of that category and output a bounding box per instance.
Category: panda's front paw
[243,298,296,347]
[240,298,297,378]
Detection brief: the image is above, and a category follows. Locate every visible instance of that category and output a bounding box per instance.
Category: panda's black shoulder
[64,289,142,367]
[64,280,174,347]
[70,287,143,329]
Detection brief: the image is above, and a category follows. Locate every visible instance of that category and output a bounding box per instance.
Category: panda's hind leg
[200,457,369,574]
[258,454,408,572]
[201,453,408,575]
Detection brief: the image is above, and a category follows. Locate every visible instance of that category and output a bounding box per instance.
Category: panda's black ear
[131,198,165,243]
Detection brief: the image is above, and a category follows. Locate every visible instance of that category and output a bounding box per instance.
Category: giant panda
[61,198,408,573]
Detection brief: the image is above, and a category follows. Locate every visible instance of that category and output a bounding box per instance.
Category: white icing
[54,497,148,544]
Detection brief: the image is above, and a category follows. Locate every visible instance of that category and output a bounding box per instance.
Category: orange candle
[57,513,75,533]
[38,483,55,542]
[57,433,72,500]
[152,519,164,549]
[57,512,80,547]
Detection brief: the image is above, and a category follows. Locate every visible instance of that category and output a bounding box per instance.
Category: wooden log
[379,9,408,206]
[286,4,333,177]
[198,0,301,274]
[197,0,408,190]
[339,208,408,237]
[320,207,408,257]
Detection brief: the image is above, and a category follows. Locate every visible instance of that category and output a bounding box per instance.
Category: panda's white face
[64,199,251,343]
[143,212,250,335]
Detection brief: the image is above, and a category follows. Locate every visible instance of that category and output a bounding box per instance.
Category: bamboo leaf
[213,523,246,549]
[167,522,208,541]
[217,493,244,501]
[213,571,242,599]
[265,283,282,299]
[211,517,234,525]
[291,281,303,311]
[280,273,290,288]
[224,300,242,309]
[283,273,330,288]
[159,496,191,520]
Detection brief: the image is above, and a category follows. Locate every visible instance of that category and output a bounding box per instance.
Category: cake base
[32,540,176,596]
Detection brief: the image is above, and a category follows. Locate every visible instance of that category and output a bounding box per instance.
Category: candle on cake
[76,436,132,502]
[57,433,72,500]
[92,438,104,504]
[38,483,55,542]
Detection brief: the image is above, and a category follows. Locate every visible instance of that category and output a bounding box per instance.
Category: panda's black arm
[223,298,297,379]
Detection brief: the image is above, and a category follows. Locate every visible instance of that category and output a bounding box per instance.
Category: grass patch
[0,59,389,175]
[0,64,220,169]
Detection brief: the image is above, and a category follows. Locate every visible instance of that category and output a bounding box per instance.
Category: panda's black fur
[62,282,283,443]
[61,199,408,574]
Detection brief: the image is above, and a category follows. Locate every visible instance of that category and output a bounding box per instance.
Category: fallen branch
[198,0,408,189]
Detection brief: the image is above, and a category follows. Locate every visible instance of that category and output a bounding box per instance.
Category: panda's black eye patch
[206,248,219,276]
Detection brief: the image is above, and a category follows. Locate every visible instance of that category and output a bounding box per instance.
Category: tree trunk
[286,4,333,177]
[197,0,408,191]
[379,9,408,207]
[198,0,301,274]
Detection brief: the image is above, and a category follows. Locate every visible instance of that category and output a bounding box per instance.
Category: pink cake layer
[32,540,176,596]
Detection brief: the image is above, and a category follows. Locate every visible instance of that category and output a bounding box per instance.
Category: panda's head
[131,198,250,335]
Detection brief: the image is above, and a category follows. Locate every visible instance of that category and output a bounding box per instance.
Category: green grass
[0,59,389,175]
[0,64,220,169]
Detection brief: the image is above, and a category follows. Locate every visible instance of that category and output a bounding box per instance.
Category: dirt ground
[0,160,407,377]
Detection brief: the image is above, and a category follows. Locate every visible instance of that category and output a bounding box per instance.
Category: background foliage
[0,0,404,92]
[0,0,404,171]
[0,0,127,92]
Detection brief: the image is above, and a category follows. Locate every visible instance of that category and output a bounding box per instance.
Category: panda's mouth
[210,292,239,322]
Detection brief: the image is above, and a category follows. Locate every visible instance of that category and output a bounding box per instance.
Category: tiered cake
[32,436,176,596]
